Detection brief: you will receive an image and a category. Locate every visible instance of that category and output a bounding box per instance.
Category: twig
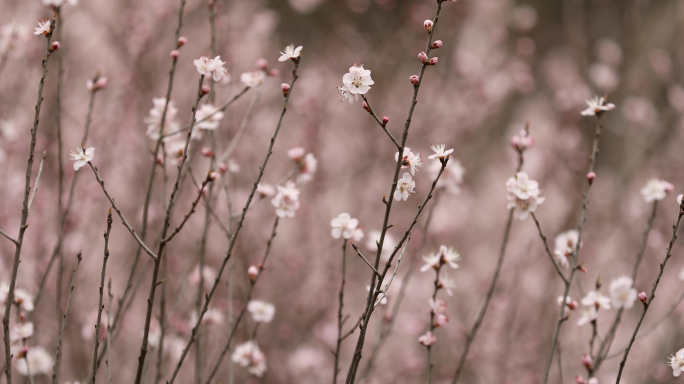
[27,151,47,211]
[614,202,684,383]
[91,210,113,384]
[333,241,348,384]
[217,84,264,165]
[530,213,569,284]
[51,252,82,384]
[426,262,443,384]
[0,228,15,244]
[350,243,381,277]
[162,173,213,243]
[106,278,113,384]
[87,163,157,260]
[360,95,400,149]
[2,18,57,384]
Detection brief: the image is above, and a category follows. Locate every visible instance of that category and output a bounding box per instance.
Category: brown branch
[91,210,113,384]
[51,252,82,384]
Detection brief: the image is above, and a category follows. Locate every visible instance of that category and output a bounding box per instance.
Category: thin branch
[162,173,213,243]
[350,243,381,277]
[3,18,57,384]
[87,163,157,260]
[333,241,347,384]
[51,252,82,384]
[614,203,684,383]
[0,228,15,244]
[530,213,569,284]
[91,210,113,384]
[360,95,400,149]
[27,151,47,211]
[106,278,113,384]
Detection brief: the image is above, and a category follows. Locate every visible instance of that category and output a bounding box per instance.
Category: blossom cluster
[505,172,545,220]
[330,212,363,241]
[575,276,638,326]
[337,63,374,104]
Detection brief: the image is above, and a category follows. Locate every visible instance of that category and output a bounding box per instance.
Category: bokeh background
[1,0,684,383]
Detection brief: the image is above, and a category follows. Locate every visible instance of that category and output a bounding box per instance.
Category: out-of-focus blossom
[278,44,302,62]
[429,159,465,195]
[145,98,179,141]
[195,104,224,130]
[678,194,683,206]
[395,147,422,175]
[291,151,317,183]
[15,347,53,376]
[10,322,33,341]
[588,63,619,92]
[557,295,578,311]
[421,245,460,272]
[553,230,580,269]
[577,305,597,326]
[581,291,611,310]
[342,63,374,95]
[640,178,674,203]
[580,96,615,117]
[438,273,456,296]
[86,77,108,92]
[232,340,267,377]
[429,298,447,315]
[418,331,436,346]
[510,129,535,152]
[247,300,275,323]
[248,265,259,282]
[428,143,453,160]
[0,284,34,312]
[69,146,95,171]
[669,348,684,377]
[330,213,359,240]
[194,55,228,81]
[288,147,305,160]
[190,308,224,326]
[365,230,396,261]
[81,310,108,340]
[271,181,300,218]
[511,5,537,31]
[256,183,275,197]
[622,97,657,126]
[649,49,672,80]
[240,70,266,87]
[33,19,51,36]
[595,39,622,66]
[394,173,416,201]
[0,24,29,58]
[609,276,638,309]
[42,0,77,7]
[434,314,449,328]
[506,172,545,220]
[189,265,217,287]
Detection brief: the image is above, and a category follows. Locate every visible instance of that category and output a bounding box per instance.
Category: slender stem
[169,59,301,384]
[2,19,56,384]
[530,213,568,284]
[345,3,446,382]
[91,210,113,384]
[350,243,381,277]
[106,278,113,384]
[614,203,684,383]
[217,85,264,165]
[451,155,524,384]
[360,95,400,149]
[51,252,82,384]
[162,174,213,243]
[54,11,65,367]
[542,121,603,384]
[333,241,347,384]
[426,264,442,384]
[0,228,15,244]
[28,152,47,211]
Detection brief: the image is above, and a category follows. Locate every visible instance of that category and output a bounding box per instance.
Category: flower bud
[424,19,433,33]
[581,353,592,370]
[218,163,228,174]
[638,291,648,304]
[382,116,389,126]
[431,40,443,49]
[362,101,371,112]
[208,0,215,7]
[587,172,596,184]
[281,83,290,97]
[568,300,578,310]
[248,265,259,282]
[256,58,269,71]
[177,36,187,48]
[579,265,588,273]
[575,376,587,384]
[50,41,60,51]
[200,85,211,96]
[418,51,429,63]
[95,77,109,90]
[429,57,438,66]
[409,75,420,85]
[170,50,179,59]
[200,147,213,157]
[434,314,449,328]
[209,171,220,181]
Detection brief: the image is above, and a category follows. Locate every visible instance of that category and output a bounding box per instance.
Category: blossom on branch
[553,230,580,269]
[394,173,416,201]
[193,55,228,81]
[342,63,374,95]
[395,147,422,175]
[271,181,300,218]
[609,276,637,309]
[505,172,545,220]
[278,44,302,62]
[330,212,360,240]
[69,146,94,171]
[33,19,51,36]
[247,300,276,323]
[428,143,453,160]
[580,95,615,116]
[195,104,224,130]
[640,178,674,203]
[669,348,684,377]
[232,341,267,377]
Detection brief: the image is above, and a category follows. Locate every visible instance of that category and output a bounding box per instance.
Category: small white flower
[342,63,374,95]
[10,322,33,341]
[16,347,53,376]
[553,230,580,269]
[33,19,51,36]
[240,70,266,87]
[428,143,454,160]
[640,178,674,203]
[669,348,684,377]
[420,252,441,272]
[609,276,638,309]
[580,95,616,116]
[194,55,228,81]
[581,291,611,310]
[394,173,416,201]
[330,213,359,240]
[271,181,300,218]
[336,85,358,104]
[506,172,545,220]
[247,300,276,323]
[438,273,456,296]
[232,341,267,377]
[577,305,598,326]
[429,298,447,315]
[395,147,423,175]
[278,44,302,62]
[195,104,224,130]
[439,245,461,269]
[69,146,95,171]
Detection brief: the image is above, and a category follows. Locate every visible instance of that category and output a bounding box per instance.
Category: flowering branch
[3,17,57,384]
[87,162,157,260]
[360,95,400,149]
[0,228,16,244]
[614,201,684,383]
[161,172,214,243]
[91,210,113,384]
[169,57,301,384]
[530,213,569,284]
[350,242,381,277]
[51,252,82,384]
[333,240,348,384]
[543,119,604,384]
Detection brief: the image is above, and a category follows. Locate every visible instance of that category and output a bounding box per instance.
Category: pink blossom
[418,331,436,346]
